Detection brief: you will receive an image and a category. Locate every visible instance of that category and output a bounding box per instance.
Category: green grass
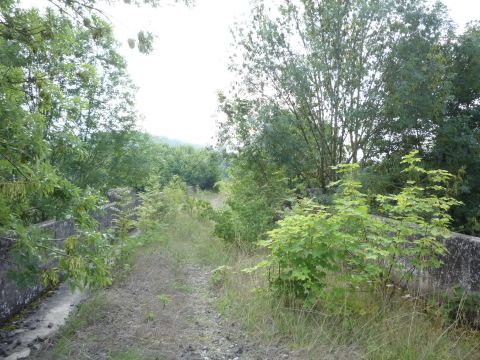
[212,242,480,359]
[110,228,167,282]
[143,311,156,323]
[162,211,229,268]
[195,190,225,210]
[107,349,158,360]
[51,293,110,358]
[173,281,192,293]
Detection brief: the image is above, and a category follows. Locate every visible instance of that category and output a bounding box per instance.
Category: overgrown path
[32,214,291,360]
[13,193,480,360]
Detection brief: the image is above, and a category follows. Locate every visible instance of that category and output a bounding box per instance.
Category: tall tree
[374,1,452,157]
[221,0,451,189]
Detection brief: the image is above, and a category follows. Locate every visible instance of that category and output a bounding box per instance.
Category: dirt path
[32,240,291,360]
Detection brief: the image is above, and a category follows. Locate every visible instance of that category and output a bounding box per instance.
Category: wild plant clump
[211,161,290,246]
[248,151,461,305]
[137,176,189,231]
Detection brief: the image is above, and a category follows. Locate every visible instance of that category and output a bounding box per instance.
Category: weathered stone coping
[411,232,480,294]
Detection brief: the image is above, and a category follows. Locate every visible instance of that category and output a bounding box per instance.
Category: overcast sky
[25,0,480,145]
[101,0,252,146]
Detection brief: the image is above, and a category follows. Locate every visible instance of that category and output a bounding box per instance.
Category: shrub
[111,188,136,245]
[213,161,290,245]
[377,151,462,282]
[249,152,460,302]
[443,286,480,329]
[194,199,215,220]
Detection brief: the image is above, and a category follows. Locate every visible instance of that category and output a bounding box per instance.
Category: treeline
[65,130,221,193]
[0,0,219,288]
[218,0,480,236]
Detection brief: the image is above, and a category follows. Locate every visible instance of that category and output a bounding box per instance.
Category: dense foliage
[219,0,480,235]
[208,2,480,332]
[154,143,222,190]
[213,159,290,245]
[2,0,479,340]
[0,0,138,288]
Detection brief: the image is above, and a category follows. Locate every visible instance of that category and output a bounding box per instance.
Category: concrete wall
[412,232,480,294]
[0,200,129,325]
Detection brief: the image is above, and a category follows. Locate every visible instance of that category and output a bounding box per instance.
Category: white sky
[22,0,480,146]
[101,0,252,145]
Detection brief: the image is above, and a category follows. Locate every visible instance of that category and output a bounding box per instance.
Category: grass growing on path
[34,208,239,360]
[37,229,169,360]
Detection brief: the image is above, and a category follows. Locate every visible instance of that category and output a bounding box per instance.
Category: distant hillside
[150,135,204,149]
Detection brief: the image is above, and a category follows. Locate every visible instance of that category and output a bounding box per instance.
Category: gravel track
[32,244,291,360]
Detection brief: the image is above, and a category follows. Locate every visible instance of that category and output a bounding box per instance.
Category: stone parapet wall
[413,232,480,294]
[0,198,133,324]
